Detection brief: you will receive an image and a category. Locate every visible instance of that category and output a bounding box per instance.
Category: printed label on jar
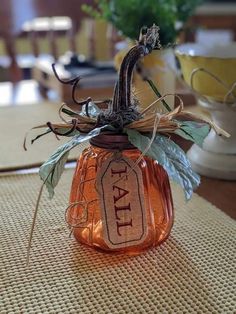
[96,154,147,249]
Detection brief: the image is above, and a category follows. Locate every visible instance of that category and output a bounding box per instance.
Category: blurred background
[0,0,235,105]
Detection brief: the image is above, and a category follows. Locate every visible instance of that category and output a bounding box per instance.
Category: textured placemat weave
[0,104,88,171]
[0,170,235,313]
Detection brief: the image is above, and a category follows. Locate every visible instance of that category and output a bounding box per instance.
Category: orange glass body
[67,140,174,255]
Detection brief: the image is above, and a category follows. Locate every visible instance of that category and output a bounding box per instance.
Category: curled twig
[52,63,80,85]
[52,63,112,110]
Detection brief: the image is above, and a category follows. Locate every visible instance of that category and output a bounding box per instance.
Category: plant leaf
[126,129,200,200]
[39,126,107,199]
[145,78,172,112]
[174,121,210,147]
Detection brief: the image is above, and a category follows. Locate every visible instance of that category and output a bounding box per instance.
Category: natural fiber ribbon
[126,93,230,138]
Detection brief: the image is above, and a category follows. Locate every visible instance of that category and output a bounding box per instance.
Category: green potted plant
[83,0,202,46]
[83,0,203,109]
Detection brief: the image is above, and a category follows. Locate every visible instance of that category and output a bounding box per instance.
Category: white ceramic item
[176,43,236,180]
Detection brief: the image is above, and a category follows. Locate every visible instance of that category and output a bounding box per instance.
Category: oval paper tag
[96,155,147,249]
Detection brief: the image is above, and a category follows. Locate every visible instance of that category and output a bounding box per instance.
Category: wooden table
[197,176,236,219]
[172,137,236,219]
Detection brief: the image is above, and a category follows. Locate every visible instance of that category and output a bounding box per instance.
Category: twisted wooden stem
[112,25,160,113]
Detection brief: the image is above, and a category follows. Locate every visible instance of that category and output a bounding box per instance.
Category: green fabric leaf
[174,121,210,147]
[125,128,200,200]
[39,126,107,199]
[154,135,200,200]
[125,128,166,163]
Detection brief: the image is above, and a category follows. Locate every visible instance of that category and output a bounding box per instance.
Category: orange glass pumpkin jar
[67,27,174,254]
[67,134,174,254]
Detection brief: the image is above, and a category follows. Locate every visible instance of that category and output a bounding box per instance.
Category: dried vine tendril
[52,63,111,118]
[46,119,77,136]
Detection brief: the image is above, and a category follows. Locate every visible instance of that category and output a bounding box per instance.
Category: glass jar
[67,134,174,254]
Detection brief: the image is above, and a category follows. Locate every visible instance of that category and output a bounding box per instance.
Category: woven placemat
[0,103,88,171]
[0,169,235,313]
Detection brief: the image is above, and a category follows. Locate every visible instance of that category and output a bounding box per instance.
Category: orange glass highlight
[67,143,174,254]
